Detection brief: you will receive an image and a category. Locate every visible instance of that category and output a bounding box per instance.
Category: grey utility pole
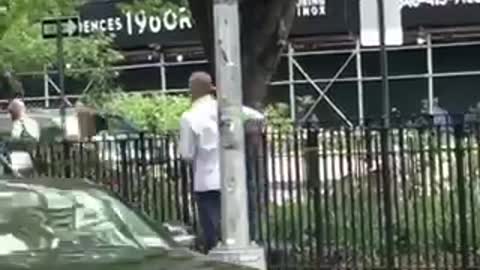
[376,0,394,269]
[208,0,266,269]
[377,0,390,127]
[56,20,66,133]
[42,16,79,135]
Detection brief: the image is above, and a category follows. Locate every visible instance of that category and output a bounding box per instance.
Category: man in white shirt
[9,99,40,141]
[178,72,264,252]
[7,99,40,176]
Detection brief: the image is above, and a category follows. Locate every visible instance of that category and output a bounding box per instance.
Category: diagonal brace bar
[296,51,356,127]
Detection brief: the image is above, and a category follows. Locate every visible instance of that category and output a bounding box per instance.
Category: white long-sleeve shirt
[11,117,40,141]
[178,95,264,192]
[10,117,40,170]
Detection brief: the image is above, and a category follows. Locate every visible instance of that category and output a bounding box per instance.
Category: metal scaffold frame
[273,36,480,125]
[4,35,480,124]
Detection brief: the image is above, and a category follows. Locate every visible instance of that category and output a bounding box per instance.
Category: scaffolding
[274,35,480,125]
[4,34,480,125]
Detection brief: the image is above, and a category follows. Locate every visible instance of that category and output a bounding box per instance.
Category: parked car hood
[0,248,252,270]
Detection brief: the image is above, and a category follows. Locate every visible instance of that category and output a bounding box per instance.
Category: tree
[188,0,297,109]
[136,0,297,109]
[1,0,297,108]
[0,0,122,100]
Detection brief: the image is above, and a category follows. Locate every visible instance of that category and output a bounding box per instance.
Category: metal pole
[288,43,296,121]
[356,40,365,126]
[209,0,266,269]
[427,33,434,114]
[43,65,50,108]
[214,0,249,248]
[160,52,167,93]
[56,20,66,134]
[377,0,394,269]
[377,0,390,126]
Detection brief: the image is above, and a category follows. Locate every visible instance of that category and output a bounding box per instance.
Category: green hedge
[102,92,291,133]
[103,93,191,132]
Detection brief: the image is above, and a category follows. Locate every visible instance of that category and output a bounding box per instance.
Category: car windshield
[0,182,172,256]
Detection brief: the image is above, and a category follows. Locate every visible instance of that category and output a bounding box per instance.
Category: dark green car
[0,177,250,270]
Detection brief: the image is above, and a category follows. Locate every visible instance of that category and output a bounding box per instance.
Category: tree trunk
[0,71,25,100]
[187,0,215,76]
[187,0,297,109]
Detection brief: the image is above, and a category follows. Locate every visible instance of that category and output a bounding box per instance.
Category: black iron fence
[31,133,197,227]
[27,119,480,270]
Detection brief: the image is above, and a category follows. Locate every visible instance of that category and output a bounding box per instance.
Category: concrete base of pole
[208,244,266,270]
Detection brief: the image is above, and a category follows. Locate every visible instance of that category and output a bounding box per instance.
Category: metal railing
[24,118,480,269]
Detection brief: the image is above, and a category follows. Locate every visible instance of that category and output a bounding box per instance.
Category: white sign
[296,0,327,17]
[80,3,329,38]
[79,7,193,36]
[400,0,480,8]
[360,0,404,47]
[64,19,79,36]
[42,17,81,39]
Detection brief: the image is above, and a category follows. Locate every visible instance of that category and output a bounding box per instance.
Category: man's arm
[242,106,265,121]
[10,121,23,139]
[178,116,195,162]
[243,107,266,141]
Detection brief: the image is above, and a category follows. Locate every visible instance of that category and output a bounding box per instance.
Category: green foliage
[104,94,297,134]
[0,0,118,72]
[103,93,191,132]
[0,0,123,98]
[265,102,292,132]
[121,0,188,16]
[0,0,79,35]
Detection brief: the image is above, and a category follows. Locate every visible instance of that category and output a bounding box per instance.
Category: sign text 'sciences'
[80,7,192,36]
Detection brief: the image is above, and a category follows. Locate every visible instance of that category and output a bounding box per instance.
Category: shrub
[103,93,295,134]
[265,102,293,133]
[103,93,191,132]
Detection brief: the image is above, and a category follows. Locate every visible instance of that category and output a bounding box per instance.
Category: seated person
[7,99,40,177]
